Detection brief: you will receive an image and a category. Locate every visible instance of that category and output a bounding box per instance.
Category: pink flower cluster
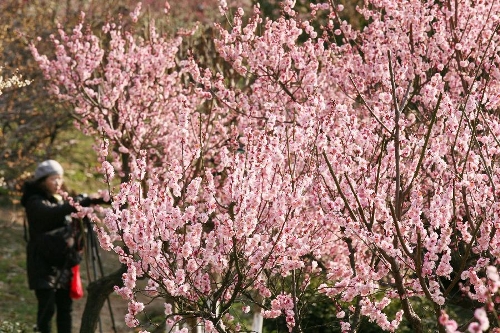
[32,0,500,331]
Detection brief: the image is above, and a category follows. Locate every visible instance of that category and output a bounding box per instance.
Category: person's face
[43,174,63,195]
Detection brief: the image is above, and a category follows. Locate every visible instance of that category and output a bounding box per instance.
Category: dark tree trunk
[79,265,127,333]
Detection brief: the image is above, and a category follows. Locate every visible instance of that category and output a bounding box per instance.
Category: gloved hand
[74,194,92,207]
[74,194,110,207]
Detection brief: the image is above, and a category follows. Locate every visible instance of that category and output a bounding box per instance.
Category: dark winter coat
[21,181,89,290]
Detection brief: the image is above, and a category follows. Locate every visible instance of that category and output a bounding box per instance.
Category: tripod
[78,217,117,333]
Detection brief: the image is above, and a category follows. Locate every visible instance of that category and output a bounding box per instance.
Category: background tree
[32,0,500,333]
[1,0,71,194]
[0,0,130,196]
[0,0,226,198]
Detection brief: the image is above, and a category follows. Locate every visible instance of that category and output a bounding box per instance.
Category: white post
[251,307,263,333]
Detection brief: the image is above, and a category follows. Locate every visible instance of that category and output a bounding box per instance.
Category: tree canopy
[27,0,500,332]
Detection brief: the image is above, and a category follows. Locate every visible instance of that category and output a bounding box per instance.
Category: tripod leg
[86,219,118,333]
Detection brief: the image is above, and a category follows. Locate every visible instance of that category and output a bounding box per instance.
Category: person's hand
[90,197,111,205]
[74,194,92,207]
[75,192,111,206]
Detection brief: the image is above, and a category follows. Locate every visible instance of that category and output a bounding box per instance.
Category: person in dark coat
[21,160,93,333]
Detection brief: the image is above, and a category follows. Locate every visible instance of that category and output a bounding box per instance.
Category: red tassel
[70,265,84,299]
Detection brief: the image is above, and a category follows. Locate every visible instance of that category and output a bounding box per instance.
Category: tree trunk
[79,265,126,333]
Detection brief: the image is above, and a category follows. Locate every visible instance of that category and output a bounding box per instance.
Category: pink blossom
[130,3,142,22]
[439,311,460,333]
[31,0,500,331]
[473,308,489,331]
[101,161,115,181]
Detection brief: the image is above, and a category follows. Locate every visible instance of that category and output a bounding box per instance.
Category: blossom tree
[31,0,500,332]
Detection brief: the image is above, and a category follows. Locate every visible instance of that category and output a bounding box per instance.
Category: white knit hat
[34,160,64,181]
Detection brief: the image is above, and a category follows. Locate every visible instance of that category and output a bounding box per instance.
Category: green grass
[54,129,110,196]
[0,222,37,331]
